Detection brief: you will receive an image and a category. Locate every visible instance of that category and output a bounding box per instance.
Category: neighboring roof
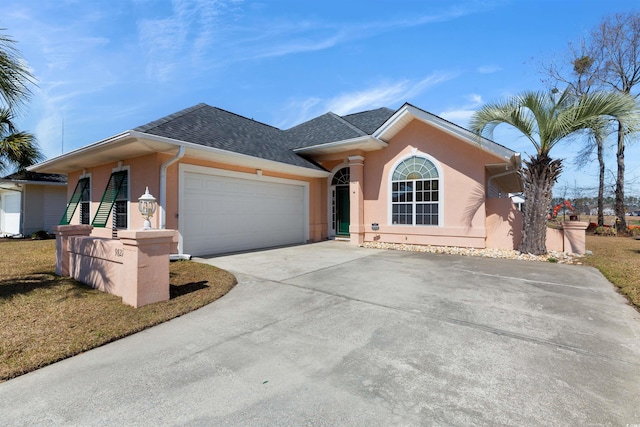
[0,170,67,184]
[135,104,322,171]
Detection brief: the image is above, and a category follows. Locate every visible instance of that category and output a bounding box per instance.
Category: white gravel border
[362,242,583,264]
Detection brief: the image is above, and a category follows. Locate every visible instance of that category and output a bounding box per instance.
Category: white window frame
[387,152,443,227]
[78,172,92,225]
[327,162,350,237]
[111,165,130,230]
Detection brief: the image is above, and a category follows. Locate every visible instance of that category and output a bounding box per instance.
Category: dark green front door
[336,185,350,235]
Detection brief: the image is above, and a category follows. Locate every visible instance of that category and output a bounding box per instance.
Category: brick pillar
[348,155,365,245]
[561,221,589,254]
[52,224,93,276]
[118,229,178,308]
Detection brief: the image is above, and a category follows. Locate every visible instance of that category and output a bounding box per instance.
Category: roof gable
[375,103,516,160]
[284,112,365,149]
[341,108,395,134]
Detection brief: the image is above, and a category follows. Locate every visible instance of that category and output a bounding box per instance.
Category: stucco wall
[317,120,508,248]
[485,198,523,250]
[66,153,327,243]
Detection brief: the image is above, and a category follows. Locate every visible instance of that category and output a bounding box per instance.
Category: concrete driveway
[1,241,639,425]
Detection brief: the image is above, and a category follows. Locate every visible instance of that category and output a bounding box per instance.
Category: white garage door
[180,167,308,256]
[1,192,21,236]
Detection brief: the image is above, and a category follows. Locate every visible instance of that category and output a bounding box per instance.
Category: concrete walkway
[1,241,639,425]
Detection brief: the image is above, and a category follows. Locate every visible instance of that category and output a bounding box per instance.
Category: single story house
[0,171,68,237]
[31,102,523,256]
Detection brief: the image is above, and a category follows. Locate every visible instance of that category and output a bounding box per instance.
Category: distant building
[510,193,524,211]
[590,207,615,216]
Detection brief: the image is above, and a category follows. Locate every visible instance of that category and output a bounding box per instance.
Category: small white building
[0,171,67,237]
[510,193,524,211]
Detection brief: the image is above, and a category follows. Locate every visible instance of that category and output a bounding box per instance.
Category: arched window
[391,156,439,225]
[331,167,349,185]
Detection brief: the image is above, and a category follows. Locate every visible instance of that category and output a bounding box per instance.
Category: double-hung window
[59,177,90,226]
[79,177,91,225]
[391,156,440,226]
[91,170,128,238]
[113,173,128,230]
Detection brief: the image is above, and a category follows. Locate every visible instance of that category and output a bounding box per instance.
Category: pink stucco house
[31,102,524,257]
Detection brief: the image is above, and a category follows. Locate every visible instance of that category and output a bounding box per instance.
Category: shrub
[31,230,51,240]
[594,226,616,236]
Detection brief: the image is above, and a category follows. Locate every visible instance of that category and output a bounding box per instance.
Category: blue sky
[4,0,639,197]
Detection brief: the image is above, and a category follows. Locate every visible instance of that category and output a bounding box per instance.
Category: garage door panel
[1,193,21,235]
[182,171,307,256]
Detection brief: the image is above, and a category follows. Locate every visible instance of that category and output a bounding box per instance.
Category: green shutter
[91,171,127,228]
[59,178,90,225]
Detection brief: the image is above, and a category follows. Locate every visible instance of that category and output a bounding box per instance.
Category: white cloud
[211,4,487,65]
[439,94,484,127]
[136,0,238,81]
[277,72,458,128]
[278,97,323,129]
[477,65,502,74]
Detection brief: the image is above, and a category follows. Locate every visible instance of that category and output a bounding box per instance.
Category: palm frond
[0,130,42,169]
[469,92,540,150]
[0,30,35,111]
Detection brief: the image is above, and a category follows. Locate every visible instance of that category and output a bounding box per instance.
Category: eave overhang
[486,153,523,193]
[292,135,387,156]
[0,179,66,187]
[30,131,330,179]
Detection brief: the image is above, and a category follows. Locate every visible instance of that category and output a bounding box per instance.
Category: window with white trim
[113,172,128,230]
[391,156,439,225]
[79,177,90,225]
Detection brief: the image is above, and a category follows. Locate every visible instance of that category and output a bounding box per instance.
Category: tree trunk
[520,154,563,255]
[596,133,605,227]
[614,120,626,230]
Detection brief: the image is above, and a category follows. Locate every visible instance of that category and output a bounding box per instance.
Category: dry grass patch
[583,234,640,310]
[0,239,236,381]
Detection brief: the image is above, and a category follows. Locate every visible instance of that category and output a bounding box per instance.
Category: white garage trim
[1,192,22,236]
[178,164,310,255]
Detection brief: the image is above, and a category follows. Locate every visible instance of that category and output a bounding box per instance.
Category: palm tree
[0,108,42,172]
[0,30,34,111]
[0,30,41,173]
[470,90,638,255]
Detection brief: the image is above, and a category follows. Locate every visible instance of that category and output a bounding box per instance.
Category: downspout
[159,147,191,260]
[159,146,185,230]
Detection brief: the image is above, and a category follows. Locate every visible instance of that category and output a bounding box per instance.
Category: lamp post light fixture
[138,187,157,230]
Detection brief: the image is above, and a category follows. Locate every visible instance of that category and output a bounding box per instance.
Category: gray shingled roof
[283,112,365,149]
[132,103,514,172]
[134,104,322,170]
[1,171,67,183]
[283,108,396,150]
[341,108,395,135]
